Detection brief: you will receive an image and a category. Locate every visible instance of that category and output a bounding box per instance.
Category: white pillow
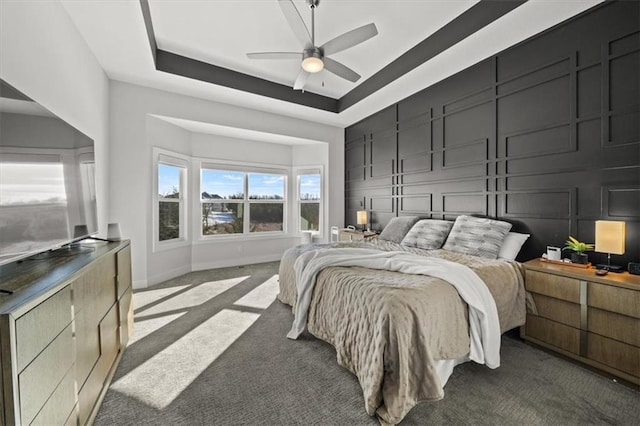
[498,232,530,261]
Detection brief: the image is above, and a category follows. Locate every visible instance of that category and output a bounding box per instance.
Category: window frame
[153,149,189,252]
[296,167,323,236]
[199,162,288,239]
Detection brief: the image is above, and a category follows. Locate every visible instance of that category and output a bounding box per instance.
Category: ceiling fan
[247,0,378,91]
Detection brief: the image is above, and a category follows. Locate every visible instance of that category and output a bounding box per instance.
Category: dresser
[0,240,133,425]
[521,259,639,386]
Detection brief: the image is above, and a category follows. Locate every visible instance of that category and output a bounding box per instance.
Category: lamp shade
[595,220,625,255]
[356,210,368,226]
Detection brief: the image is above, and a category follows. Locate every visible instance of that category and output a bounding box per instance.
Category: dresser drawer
[588,333,640,378]
[525,314,580,355]
[15,286,72,372]
[530,293,580,328]
[72,253,116,314]
[18,324,74,425]
[30,364,76,426]
[525,270,580,303]
[116,245,132,299]
[588,283,640,319]
[588,307,640,347]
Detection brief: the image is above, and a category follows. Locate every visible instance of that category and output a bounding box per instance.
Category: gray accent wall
[344,0,640,265]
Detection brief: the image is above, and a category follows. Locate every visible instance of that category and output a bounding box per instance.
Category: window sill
[153,238,190,253]
[194,233,299,245]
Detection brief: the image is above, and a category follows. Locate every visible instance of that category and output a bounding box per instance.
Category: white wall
[146,117,193,283]
[0,1,345,288]
[0,0,110,238]
[110,81,344,287]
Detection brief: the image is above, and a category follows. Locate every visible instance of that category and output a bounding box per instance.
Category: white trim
[190,233,294,245]
[294,165,324,239]
[152,147,190,253]
[146,264,192,287]
[132,279,148,289]
[192,252,283,272]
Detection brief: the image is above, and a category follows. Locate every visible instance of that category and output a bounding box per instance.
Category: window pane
[158,164,181,199]
[202,202,244,235]
[300,203,319,231]
[299,174,320,200]
[202,170,244,199]
[249,173,284,200]
[250,203,283,232]
[159,201,180,241]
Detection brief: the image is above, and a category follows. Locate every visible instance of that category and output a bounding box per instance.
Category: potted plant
[563,236,594,264]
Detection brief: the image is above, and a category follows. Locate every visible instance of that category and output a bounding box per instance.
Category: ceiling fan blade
[278,0,312,48]
[320,23,378,56]
[293,68,310,90]
[246,52,301,60]
[323,57,361,82]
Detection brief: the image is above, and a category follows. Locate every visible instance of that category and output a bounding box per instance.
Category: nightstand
[521,259,640,385]
[338,229,378,242]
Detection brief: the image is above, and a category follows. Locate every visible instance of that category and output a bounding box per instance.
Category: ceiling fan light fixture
[302,49,324,73]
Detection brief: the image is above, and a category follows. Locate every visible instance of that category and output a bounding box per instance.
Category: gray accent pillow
[443,215,513,259]
[401,219,453,250]
[378,216,420,243]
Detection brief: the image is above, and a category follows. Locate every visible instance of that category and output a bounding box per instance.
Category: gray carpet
[95,261,639,425]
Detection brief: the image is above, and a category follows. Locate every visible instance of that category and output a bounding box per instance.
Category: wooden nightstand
[338,229,378,242]
[521,259,640,385]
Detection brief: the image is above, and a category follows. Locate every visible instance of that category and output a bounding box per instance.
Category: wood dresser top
[524,258,640,290]
[0,240,130,315]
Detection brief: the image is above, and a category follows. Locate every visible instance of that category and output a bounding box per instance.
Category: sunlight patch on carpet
[127,312,186,346]
[136,277,249,317]
[111,309,260,409]
[233,274,280,310]
[134,285,189,311]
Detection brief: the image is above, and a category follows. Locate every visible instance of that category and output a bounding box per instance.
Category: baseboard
[192,253,282,272]
[137,254,282,288]
[146,264,192,287]
[132,279,148,289]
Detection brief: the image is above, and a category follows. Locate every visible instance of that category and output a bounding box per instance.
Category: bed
[278,216,528,425]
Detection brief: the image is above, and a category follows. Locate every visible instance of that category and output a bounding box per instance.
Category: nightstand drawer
[587,333,640,378]
[588,283,640,319]
[530,293,580,328]
[525,314,580,355]
[525,270,580,303]
[588,307,640,347]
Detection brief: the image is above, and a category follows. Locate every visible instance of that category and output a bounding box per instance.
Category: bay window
[201,167,286,236]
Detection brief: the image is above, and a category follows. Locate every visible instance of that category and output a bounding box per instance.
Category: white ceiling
[61,0,604,129]
[149,0,478,99]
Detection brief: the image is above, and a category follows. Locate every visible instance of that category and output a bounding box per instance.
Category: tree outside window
[158,163,184,241]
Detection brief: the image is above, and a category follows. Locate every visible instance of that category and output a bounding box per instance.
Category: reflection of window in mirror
[0,159,69,254]
[79,159,97,232]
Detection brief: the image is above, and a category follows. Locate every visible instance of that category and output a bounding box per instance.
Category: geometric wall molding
[345,0,640,264]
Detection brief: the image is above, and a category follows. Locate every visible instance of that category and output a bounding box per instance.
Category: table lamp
[595,220,625,272]
[356,210,368,231]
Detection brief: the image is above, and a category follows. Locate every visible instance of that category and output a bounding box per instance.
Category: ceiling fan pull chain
[311,2,315,46]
